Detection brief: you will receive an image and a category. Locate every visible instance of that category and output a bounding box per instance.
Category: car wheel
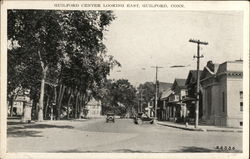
[137,119,143,125]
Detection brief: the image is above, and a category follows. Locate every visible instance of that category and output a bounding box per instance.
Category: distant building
[8,89,30,116]
[145,82,172,118]
[183,70,203,122]
[200,60,243,127]
[159,88,173,121]
[85,98,102,118]
[166,79,188,122]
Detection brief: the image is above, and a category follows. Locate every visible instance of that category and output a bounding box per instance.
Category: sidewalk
[156,121,242,133]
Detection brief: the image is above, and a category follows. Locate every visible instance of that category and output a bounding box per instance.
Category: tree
[100,79,137,115]
[137,82,155,109]
[8,10,119,121]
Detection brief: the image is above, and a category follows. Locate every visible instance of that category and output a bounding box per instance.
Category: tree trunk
[38,67,47,122]
[57,84,62,120]
[67,91,73,119]
[44,95,50,119]
[57,85,66,120]
[9,96,14,117]
[75,92,79,118]
[54,86,57,119]
[78,94,83,119]
[31,98,38,120]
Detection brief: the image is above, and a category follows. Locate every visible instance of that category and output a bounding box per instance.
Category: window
[240,122,243,126]
[175,95,179,101]
[222,92,225,112]
[240,102,243,111]
[240,91,243,99]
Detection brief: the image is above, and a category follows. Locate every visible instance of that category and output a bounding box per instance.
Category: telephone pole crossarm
[189,39,208,45]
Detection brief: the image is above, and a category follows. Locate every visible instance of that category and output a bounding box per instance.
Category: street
[7,118,242,153]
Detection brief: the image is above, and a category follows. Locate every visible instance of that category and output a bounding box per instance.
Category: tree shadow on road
[111,149,154,153]
[7,127,43,138]
[171,146,218,152]
[7,122,74,138]
[23,124,74,129]
[171,146,242,153]
[7,121,74,129]
[7,121,28,125]
[50,149,154,153]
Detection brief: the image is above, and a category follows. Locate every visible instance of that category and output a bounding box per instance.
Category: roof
[201,60,242,81]
[175,79,186,87]
[87,98,101,106]
[217,60,243,74]
[185,70,203,85]
[160,88,173,100]
[171,78,187,90]
[158,82,172,93]
[149,82,172,101]
[175,78,186,88]
[200,61,220,80]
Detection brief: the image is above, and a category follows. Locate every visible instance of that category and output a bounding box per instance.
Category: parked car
[106,113,115,123]
[120,114,125,119]
[134,112,154,125]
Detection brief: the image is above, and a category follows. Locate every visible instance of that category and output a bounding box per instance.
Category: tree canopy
[138,82,155,103]
[8,10,120,121]
[100,79,137,115]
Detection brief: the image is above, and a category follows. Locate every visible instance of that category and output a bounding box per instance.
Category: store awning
[182,97,197,103]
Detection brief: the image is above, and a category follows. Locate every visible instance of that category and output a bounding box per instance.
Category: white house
[85,98,102,118]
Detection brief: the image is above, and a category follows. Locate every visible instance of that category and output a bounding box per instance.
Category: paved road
[7,118,242,152]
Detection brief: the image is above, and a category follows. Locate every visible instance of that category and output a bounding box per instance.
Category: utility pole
[140,89,145,112]
[151,66,163,120]
[189,39,208,128]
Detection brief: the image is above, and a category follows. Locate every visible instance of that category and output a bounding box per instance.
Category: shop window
[240,91,243,99]
[240,102,243,111]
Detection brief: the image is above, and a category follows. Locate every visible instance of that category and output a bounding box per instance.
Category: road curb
[156,122,242,133]
[157,122,204,131]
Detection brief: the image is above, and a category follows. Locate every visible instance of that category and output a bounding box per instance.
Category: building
[183,70,203,122]
[166,79,188,122]
[8,89,30,116]
[159,88,173,121]
[200,60,243,128]
[85,98,102,118]
[145,82,172,118]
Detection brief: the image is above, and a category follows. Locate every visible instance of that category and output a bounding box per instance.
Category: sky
[104,11,243,86]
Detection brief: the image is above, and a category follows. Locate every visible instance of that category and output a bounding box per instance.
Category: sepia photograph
[1,1,249,159]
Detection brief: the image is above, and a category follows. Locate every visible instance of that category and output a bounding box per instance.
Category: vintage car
[106,112,115,123]
[134,112,154,125]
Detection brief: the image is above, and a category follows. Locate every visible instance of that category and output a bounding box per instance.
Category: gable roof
[158,82,172,93]
[200,61,220,80]
[149,82,173,101]
[160,88,173,100]
[185,70,203,85]
[171,78,186,90]
[175,78,186,87]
